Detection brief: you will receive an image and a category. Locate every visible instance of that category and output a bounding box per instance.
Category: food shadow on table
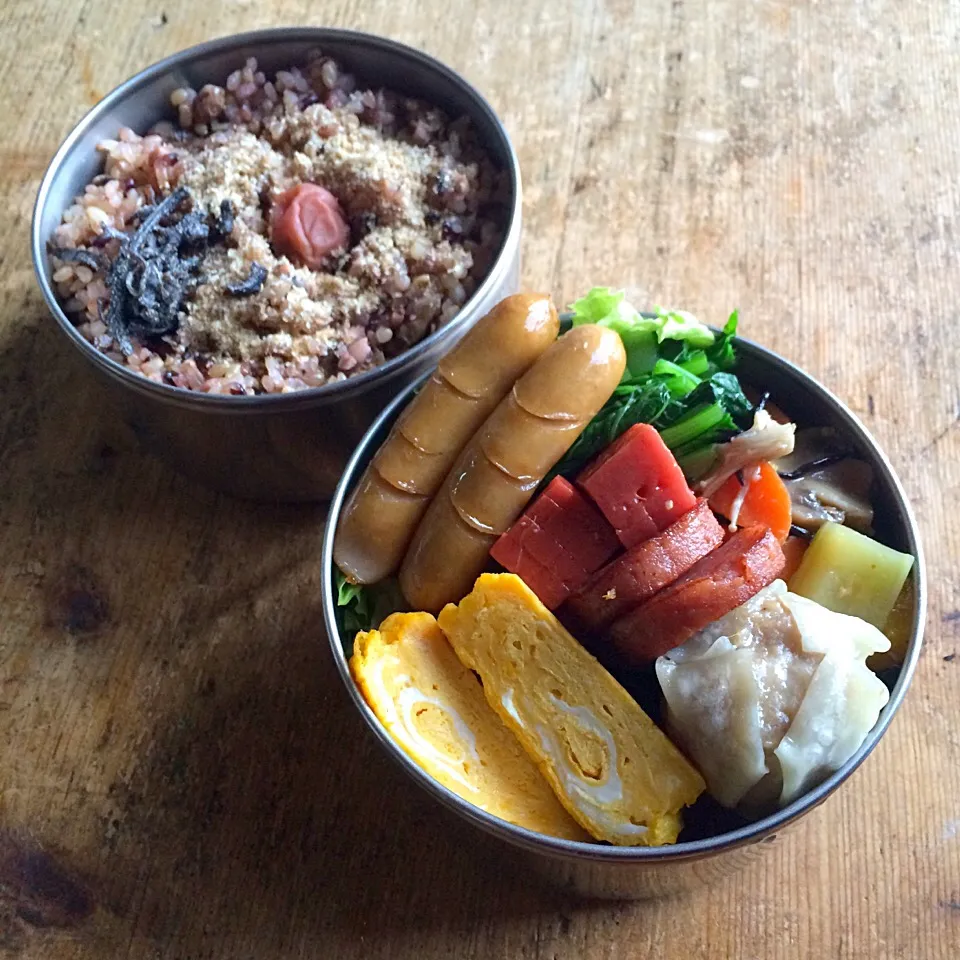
[0,312,614,945]
[85,589,624,949]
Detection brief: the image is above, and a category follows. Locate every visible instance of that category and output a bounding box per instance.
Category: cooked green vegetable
[788,522,915,630]
[659,402,730,450]
[569,288,717,378]
[335,570,407,650]
[549,295,750,481]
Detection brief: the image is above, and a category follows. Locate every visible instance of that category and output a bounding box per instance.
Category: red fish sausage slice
[488,525,570,609]
[490,477,620,608]
[399,325,627,612]
[564,499,725,631]
[270,184,351,268]
[608,526,786,666]
[335,295,560,584]
[578,423,697,549]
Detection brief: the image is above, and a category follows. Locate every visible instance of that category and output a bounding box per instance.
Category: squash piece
[788,522,914,630]
[438,574,705,846]
[351,612,588,841]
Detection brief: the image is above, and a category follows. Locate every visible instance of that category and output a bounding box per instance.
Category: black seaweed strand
[100,187,228,354]
[225,262,268,297]
[778,454,847,482]
[49,246,110,274]
[216,199,235,239]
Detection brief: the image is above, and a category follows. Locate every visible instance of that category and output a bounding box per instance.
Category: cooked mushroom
[695,409,796,498]
[774,428,874,533]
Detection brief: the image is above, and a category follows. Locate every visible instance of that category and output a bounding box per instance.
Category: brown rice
[50,52,506,395]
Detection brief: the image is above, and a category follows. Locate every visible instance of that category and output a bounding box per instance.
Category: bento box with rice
[48,50,507,396]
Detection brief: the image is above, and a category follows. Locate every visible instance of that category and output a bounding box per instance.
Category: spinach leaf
[548,300,750,484]
[548,378,674,479]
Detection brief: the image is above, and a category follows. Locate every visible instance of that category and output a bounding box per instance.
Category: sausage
[399,325,627,611]
[334,468,431,583]
[334,294,560,583]
[372,430,452,496]
[608,526,786,666]
[565,499,725,631]
[270,184,350,268]
[397,493,504,611]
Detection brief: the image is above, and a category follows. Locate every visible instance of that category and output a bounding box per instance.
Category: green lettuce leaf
[334,569,406,654]
[568,288,716,377]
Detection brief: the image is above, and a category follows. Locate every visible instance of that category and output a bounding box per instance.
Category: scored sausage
[334,294,560,584]
[270,184,351,268]
[399,325,627,612]
[608,526,786,666]
[564,499,725,632]
[333,469,431,584]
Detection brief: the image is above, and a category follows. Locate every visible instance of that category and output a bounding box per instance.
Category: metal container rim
[320,331,927,865]
[30,26,523,413]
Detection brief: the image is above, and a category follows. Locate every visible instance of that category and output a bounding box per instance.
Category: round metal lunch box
[32,28,522,502]
[320,336,926,899]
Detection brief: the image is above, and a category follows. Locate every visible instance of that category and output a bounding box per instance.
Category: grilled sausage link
[399,325,627,611]
[334,294,559,584]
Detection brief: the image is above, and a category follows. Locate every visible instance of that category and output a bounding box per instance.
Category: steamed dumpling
[655,580,891,812]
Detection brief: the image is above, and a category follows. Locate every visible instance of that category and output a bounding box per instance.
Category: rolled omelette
[438,574,705,846]
[350,611,589,841]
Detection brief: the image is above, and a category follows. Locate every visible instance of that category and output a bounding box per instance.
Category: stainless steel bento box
[320,333,926,899]
[32,28,522,502]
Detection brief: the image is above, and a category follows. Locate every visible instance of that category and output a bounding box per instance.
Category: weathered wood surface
[1,0,958,956]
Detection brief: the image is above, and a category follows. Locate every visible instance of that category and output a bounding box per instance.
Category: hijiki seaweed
[225,262,268,297]
[50,191,235,356]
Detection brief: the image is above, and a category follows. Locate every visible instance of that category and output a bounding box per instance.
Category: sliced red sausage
[565,499,725,631]
[608,526,786,666]
[490,476,620,609]
[488,522,570,609]
[577,423,697,549]
[270,183,350,268]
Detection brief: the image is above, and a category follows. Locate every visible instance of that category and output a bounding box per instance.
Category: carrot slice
[709,461,792,542]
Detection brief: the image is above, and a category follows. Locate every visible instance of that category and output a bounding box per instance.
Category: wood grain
[1,0,959,956]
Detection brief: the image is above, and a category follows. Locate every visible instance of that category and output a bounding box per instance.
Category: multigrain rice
[50,53,506,395]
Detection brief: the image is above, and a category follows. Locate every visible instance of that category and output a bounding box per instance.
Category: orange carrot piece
[709,461,792,543]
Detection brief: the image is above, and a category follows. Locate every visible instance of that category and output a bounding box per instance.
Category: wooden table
[2,0,958,956]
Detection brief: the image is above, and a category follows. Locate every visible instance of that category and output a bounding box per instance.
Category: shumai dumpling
[655,580,891,813]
